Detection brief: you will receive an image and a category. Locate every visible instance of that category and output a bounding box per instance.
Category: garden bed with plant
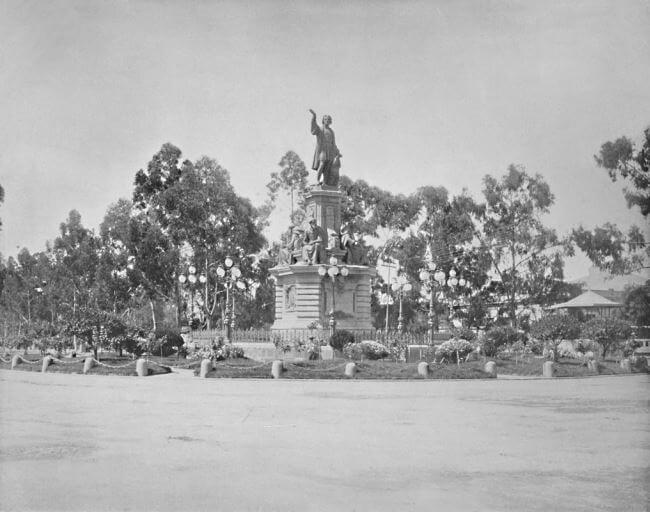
[0,354,172,376]
[197,358,495,379]
[495,357,648,377]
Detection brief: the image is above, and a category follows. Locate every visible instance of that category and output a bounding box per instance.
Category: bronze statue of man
[301,218,327,265]
[309,109,342,187]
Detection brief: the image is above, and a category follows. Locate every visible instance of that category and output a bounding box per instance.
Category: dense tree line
[0,144,271,352]
[1,126,647,353]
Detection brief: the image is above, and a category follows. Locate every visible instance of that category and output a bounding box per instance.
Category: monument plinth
[269,109,376,332]
[271,264,375,330]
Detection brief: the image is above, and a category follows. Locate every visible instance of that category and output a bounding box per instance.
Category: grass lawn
[199,359,495,379]
[495,356,648,377]
[0,354,171,376]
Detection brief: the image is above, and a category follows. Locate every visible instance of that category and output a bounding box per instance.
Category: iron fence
[190,328,451,346]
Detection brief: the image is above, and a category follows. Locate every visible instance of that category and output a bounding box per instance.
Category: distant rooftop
[550,290,622,310]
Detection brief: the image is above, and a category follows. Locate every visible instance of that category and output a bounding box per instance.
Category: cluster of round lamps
[178,257,245,289]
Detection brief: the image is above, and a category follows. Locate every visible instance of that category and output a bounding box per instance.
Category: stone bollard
[271,360,284,379]
[200,359,212,378]
[136,358,148,377]
[320,345,334,361]
[587,359,599,373]
[543,361,555,378]
[417,361,429,377]
[484,361,497,377]
[344,362,357,378]
[41,356,52,373]
[11,354,21,369]
[619,358,631,372]
[83,357,95,374]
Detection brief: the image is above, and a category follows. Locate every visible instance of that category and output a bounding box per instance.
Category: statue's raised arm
[309,109,341,187]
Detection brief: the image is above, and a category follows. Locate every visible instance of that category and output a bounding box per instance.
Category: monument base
[270,264,376,331]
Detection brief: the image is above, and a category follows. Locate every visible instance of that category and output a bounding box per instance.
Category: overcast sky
[1,0,648,279]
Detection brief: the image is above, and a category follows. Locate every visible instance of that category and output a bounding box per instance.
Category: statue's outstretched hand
[309,109,316,117]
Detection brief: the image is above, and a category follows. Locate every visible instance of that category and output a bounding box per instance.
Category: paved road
[0,369,648,511]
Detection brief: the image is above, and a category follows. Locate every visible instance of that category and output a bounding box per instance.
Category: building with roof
[549,290,623,321]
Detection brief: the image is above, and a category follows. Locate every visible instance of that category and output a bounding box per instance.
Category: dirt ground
[0,369,648,511]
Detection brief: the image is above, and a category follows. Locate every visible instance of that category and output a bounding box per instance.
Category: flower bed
[0,355,171,376]
[495,357,648,377]
[199,359,495,379]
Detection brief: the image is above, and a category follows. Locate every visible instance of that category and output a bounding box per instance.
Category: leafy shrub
[118,331,147,357]
[529,314,581,361]
[575,338,599,355]
[556,341,579,359]
[450,327,477,342]
[422,345,438,362]
[214,344,245,360]
[142,332,178,357]
[498,339,532,360]
[272,336,323,358]
[580,317,632,358]
[527,337,545,355]
[155,329,184,356]
[436,338,473,363]
[343,340,389,360]
[272,335,292,353]
[481,326,518,357]
[329,329,355,351]
[191,342,245,361]
[622,338,641,358]
[7,333,32,353]
[387,340,407,361]
[293,338,324,360]
[343,343,362,360]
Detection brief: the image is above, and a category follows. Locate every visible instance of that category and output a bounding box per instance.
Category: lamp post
[391,276,413,332]
[215,257,245,343]
[419,267,470,343]
[318,256,350,336]
[178,265,200,327]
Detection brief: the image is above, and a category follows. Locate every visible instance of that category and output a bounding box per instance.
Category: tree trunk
[175,280,182,329]
[150,299,157,332]
[509,245,518,330]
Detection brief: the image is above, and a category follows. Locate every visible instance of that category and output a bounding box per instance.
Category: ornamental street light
[379,291,394,332]
[391,275,413,332]
[318,256,350,336]
[215,257,245,343]
[178,265,200,326]
[419,266,469,344]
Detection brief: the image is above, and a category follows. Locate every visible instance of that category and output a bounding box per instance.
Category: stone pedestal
[270,264,375,330]
[272,360,284,379]
[200,359,212,378]
[484,361,497,377]
[304,187,343,236]
[136,358,148,377]
[320,345,334,360]
[543,361,555,378]
[83,357,95,374]
[271,185,376,331]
